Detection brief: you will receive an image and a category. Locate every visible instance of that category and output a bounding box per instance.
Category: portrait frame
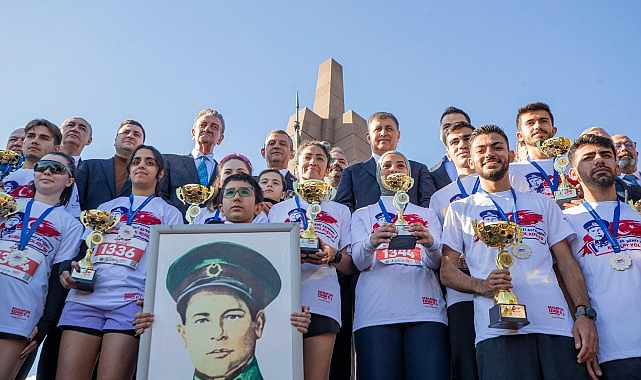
[137,223,303,379]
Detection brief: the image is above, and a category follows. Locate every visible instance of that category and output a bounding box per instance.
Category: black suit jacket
[76,158,132,211]
[335,157,436,212]
[616,177,641,204]
[284,170,296,193]
[159,154,217,221]
[429,157,453,191]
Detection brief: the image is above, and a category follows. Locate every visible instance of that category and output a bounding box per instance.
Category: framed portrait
[137,223,303,380]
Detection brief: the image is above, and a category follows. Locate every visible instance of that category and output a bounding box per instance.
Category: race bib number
[93,234,146,269]
[0,241,44,283]
[376,246,422,266]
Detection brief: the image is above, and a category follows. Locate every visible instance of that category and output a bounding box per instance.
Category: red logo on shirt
[547,305,566,319]
[422,297,438,308]
[317,290,334,303]
[10,306,31,319]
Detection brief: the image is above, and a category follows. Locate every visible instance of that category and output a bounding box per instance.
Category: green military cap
[166,241,282,311]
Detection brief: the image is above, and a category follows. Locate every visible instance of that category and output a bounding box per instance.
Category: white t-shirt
[67,196,183,310]
[429,174,479,307]
[268,197,351,325]
[442,190,576,344]
[351,197,446,331]
[0,201,82,337]
[510,158,575,202]
[563,201,641,363]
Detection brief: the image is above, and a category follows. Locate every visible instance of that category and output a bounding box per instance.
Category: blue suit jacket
[159,154,217,221]
[429,158,453,191]
[335,157,436,212]
[76,157,132,211]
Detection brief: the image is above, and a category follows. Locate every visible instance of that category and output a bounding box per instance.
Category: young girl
[268,140,354,380]
[0,152,83,379]
[56,145,183,380]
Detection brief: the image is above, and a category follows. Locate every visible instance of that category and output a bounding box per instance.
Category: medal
[610,252,632,271]
[8,249,28,266]
[187,204,201,218]
[512,243,532,259]
[118,224,135,240]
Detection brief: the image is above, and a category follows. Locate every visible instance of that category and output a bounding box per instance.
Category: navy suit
[335,157,436,212]
[160,154,217,222]
[430,157,454,191]
[76,158,132,211]
[616,177,641,204]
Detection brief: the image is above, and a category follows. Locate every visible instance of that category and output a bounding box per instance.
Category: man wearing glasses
[612,134,640,186]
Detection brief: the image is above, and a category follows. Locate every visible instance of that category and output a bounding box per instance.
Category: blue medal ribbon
[581,200,621,253]
[527,157,559,192]
[481,188,519,225]
[377,198,407,223]
[456,176,480,198]
[126,194,156,225]
[294,196,308,230]
[18,199,59,250]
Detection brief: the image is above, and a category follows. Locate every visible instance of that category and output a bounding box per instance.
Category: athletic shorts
[304,313,340,339]
[58,301,138,336]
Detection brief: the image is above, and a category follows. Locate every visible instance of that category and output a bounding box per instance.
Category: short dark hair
[440,106,471,124]
[516,102,554,130]
[265,130,293,150]
[118,119,146,142]
[568,134,616,167]
[368,112,399,130]
[295,140,332,170]
[126,145,165,196]
[258,168,286,188]
[470,124,510,147]
[442,121,475,145]
[25,119,62,146]
[221,173,263,205]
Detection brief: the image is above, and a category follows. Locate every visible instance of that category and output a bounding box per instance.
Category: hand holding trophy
[381,172,417,250]
[0,192,22,219]
[537,137,579,206]
[73,210,118,291]
[0,149,25,183]
[473,219,530,329]
[176,184,215,224]
[295,179,335,253]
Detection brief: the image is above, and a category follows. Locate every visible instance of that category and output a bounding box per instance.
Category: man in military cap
[166,241,281,380]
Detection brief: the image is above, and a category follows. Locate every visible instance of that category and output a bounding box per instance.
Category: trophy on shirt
[176,184,215,224]
[381,173,418,250]
[72,210,118,291]
[294,179,335,253]
[537,137,578,206]
[0,149,25,183]
[472,219,530,329]
[0,192,21,218]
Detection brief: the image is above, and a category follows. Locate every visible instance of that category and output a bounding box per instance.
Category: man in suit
[160,108,225,220]
[76,119,145,210]
[260,129,296,192]
[5,128,25,154]
[613,134,640,186]
[430,106,472,190]
[326,146,349,189]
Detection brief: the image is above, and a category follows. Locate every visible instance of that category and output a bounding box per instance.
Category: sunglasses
[222,187,254,199]
[34,160,71,176]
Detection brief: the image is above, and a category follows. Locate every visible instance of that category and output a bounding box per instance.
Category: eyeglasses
[614,141,636,150]
[34,160,71,176]
[222,187,254,199]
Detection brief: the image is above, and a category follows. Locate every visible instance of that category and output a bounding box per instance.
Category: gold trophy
[473,220,530,329]
[381,173,417,250]
[294,179,335,253]
[537,137,579,206]
[0,149,25,182]
[629,199,641,215]
[72,210,118,291]
[176,184,215,224]
[0,192,22,218]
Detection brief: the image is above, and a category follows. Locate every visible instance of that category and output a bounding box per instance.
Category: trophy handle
[176,187,186,204]
[472,219,481,240]
[80,210,88,226]
[205,186,216,202]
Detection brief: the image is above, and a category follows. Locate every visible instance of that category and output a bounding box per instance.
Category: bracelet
[329,251,342,264]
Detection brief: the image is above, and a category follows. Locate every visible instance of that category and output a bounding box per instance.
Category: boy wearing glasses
[219,173,263,224]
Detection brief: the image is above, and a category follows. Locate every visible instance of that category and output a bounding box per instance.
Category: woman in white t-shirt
[0,152,83,379]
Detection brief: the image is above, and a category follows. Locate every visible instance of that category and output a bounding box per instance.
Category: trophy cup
[381,173,417,250]
[0,192,21,218]
[294,179,335,253]
[537,137,579,206]
[72,210,118,291]
[0,149,25,183]
[629,199,641,215]
[176,184,215,224]
[473,220,530,329]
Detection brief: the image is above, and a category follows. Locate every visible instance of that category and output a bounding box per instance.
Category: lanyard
[294,196,308,230]
[377,198,407,223]
[582,200,621,253]
[18,199,58,250]
[482,188,519,225]
[126,194,156,225]
[528,157,559,192]
[456,177,480,198]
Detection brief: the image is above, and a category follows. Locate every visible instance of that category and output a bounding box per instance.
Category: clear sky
[2,1,640,172]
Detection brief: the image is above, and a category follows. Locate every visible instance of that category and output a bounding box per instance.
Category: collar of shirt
[279,168,290,177]
[191,149,214,162]
[619,171,640,180]
[371,152,381,163]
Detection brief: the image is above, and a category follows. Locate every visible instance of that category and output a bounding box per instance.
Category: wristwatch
[575,305,597,321]
[329,251,342,264]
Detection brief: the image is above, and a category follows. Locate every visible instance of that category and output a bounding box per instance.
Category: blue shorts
[58,301,138,336]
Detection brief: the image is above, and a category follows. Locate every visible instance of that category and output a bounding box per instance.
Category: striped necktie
[197,156,209,186]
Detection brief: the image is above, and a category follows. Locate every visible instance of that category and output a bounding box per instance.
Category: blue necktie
[197,156,209,186]
[624,174,639,186]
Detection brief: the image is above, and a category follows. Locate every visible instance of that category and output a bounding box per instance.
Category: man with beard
[563,134,641,379]
[325,147,348,189]
[260,130,296,193]
[430,106,472,190]
[612,134,640,186]
[440,124,600,380]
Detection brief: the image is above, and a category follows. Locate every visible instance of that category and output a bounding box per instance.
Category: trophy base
[71,269,96,292]
[489,304,530,329]
[300,237,320,253]
[555,189,579,207]
[388,235,417,250]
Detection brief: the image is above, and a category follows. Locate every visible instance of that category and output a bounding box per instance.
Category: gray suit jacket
[76,157,132,211]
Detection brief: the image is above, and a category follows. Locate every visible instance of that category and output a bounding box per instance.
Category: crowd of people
[0,102,639,380]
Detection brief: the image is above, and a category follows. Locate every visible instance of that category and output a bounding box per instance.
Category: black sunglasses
[34,160,71,176]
